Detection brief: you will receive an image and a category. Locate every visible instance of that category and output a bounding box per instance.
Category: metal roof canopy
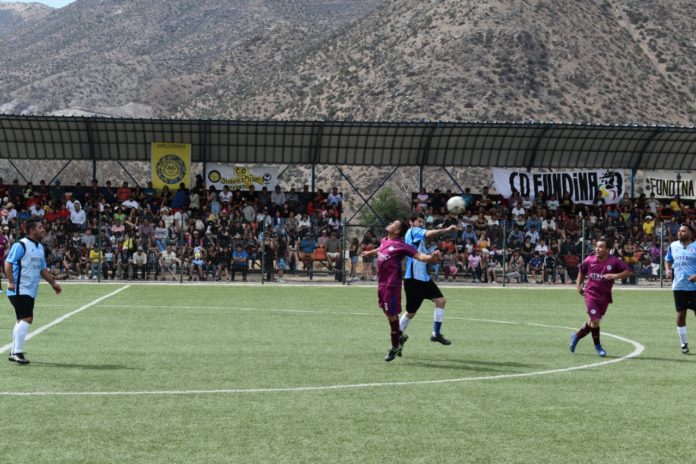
[1,115,696,170]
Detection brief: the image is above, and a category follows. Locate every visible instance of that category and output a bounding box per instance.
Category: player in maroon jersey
[570,236,632,357]
[361,219,440,361]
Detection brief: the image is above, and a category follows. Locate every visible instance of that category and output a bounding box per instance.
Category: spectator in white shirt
[271,185,286,210]
[534,239,549,255]
[327,187,342,208]
[219,185,233,206]
[70,201,87,231]
[30,203,45,219]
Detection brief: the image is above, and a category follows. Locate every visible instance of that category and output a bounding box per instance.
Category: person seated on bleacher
[507,249,526,283]
[325,232,341,271]
[327,187,342,209]
[415,187,429,212]
[271,185,286,212]
[285,187,300,213]
[528,251,544,284]
[230,243,248,281]
[299,232,317,273]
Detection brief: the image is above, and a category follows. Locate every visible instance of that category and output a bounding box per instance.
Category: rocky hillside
[0,2,53,35]
[0,0,383,115]
[189,0,696,125]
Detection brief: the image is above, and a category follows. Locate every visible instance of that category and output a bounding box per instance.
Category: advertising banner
[205,164,279,191]
[639,171,696,199]
[151,143,191,190]
[491,168,625,205]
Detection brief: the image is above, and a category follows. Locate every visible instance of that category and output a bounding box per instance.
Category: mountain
[184,0,696,125]
[0,2,53,34]
[0,0,384,116]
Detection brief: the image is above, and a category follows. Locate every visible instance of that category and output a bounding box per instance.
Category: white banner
[205,165,279,191]
[639,171,696,199]
[491,168,625,205]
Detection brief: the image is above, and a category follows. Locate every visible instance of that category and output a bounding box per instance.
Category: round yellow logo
[156,155,186,185]
[208,170,222,183]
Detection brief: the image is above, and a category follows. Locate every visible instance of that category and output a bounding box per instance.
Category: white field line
[0,304,644,397]
[0,286,130,354]
[45,281,673,291]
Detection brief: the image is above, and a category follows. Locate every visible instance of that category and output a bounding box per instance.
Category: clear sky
[1,0,76,8]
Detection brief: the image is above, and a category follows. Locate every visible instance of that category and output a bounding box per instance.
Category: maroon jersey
[579,255,629,305]
[377,237,417,288]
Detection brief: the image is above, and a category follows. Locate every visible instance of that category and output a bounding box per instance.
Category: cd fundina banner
[491,168,625,205]
[639,171,696,199]
[151,143,191,190]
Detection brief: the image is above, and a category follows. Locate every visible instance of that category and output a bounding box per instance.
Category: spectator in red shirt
[117,182,132,202]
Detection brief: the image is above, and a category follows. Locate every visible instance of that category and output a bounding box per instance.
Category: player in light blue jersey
[399,215,459,352]
[5,219,62,365]
[664,223,696,354]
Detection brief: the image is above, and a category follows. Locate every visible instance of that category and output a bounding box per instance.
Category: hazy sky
[1,0,76,7]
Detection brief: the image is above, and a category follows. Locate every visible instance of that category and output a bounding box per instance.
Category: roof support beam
[631,128,665,196]
[525,124,554,172]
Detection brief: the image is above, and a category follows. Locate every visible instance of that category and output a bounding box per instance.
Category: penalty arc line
[0,285,131,354]
[0,308,645,397]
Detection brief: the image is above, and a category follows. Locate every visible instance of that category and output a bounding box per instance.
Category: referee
[5,219,62,365]
[664,223,696,354]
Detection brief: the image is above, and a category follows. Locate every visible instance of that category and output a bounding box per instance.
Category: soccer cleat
[384,347,399,362]
[570,333,579,353]
[681,343,689,354]
[397,334,409,357]
[430,334,452,345]
[8,353,30,365]
[594,344,607,357]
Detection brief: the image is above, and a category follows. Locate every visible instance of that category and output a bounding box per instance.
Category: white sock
[400,314,411,332]
[13,320,31,354]
[678,326,687,345]
[434,307,445,323]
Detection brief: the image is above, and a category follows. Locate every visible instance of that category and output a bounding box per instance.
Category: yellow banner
[151,143,191,190]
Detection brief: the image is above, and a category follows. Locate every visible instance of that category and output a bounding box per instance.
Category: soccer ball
[446,196,467,214]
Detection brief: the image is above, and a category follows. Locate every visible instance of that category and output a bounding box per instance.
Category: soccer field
[0,284,693,463]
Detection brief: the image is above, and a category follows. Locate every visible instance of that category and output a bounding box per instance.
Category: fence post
[659,222,664,288]
[342,219,347,285]
[502,220,507,287]
[581,219,586,263]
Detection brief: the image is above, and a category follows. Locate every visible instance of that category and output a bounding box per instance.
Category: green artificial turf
[0,284,693,463]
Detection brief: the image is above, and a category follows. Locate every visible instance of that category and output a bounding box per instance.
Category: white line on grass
[47,280,672,291]
[0,305,644,397]
[0,286,131,354]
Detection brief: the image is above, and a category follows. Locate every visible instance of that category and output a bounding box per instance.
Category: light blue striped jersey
[665,240,696,291]
[404,227,430,281]
[5,237,47,299]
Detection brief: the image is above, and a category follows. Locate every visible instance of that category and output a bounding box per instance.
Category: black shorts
[8,295,35,319]
[673,291,696,313]
[404,278,444,313]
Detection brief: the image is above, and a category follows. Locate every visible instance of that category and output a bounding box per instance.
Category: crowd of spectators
[0,175,685,286]
[0,176,345,283]
[410,186,683,284]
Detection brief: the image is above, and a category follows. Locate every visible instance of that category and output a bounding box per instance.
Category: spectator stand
[409,190,673,287]
[2,115,696,285]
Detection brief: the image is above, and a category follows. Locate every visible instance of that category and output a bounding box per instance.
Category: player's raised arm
[425,224,460,238]
[360,248,378,259]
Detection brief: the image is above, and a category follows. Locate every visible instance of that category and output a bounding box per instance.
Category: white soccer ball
[446,196,467,214]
